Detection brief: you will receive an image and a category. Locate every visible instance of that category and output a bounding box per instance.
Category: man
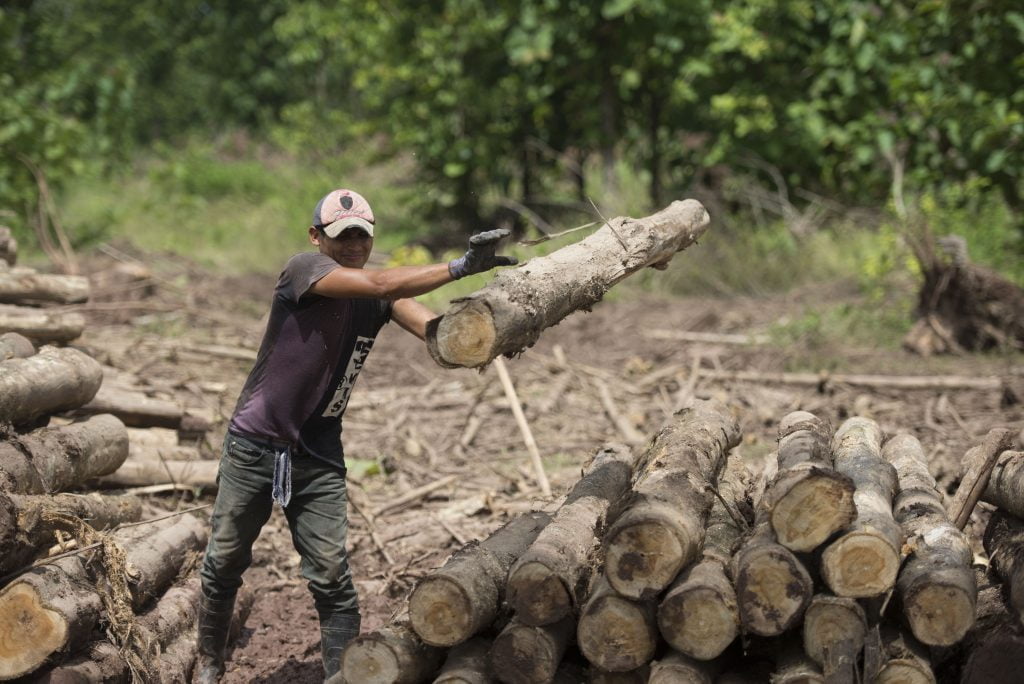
[196,188,516,682]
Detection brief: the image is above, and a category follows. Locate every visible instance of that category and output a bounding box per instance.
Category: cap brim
[323,217,374,238]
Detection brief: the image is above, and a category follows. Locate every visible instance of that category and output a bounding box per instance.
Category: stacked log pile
[329,400,1024,684]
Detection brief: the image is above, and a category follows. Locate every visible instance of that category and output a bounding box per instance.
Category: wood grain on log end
[875,660,936,684]
[578,592,657,672]
[339,636,403,684]
[769,468,855,552]
[658,575,738,660]
[648,651,716,684]
[429,300,496,369]
[489,617,572,684]
[506,560,572,627]
[408,576,474,647]
[802,596,867,670]
[0,583,67,679]
[733,544,813,637]
[821,530,900,597]
[604,504,698,600]
[903,581,976,646]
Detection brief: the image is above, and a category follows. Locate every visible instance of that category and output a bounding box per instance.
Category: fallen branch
[493,357,552,497]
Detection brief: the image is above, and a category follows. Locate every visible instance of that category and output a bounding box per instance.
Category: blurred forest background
[2,0,1022,333]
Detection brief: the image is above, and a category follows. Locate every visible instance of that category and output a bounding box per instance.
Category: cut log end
[875,660,937,684]
[431,301,497,369]
[0,583,67,679]
[658,586,737,660]
[802,596,867,667]
[578,596,657,672]
[770,471,856,552]
[507,561,572,626]
[821,531,900,597]
[339,637,402,684]
[734,545,813,637]
[903,583,976,646]
[408,576,474,647]
[489,621,564,684]
[605,520,689,600]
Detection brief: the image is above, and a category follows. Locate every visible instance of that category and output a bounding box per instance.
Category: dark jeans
[199,432,358,618]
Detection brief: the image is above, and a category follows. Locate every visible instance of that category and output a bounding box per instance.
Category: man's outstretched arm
[391,298,438,340]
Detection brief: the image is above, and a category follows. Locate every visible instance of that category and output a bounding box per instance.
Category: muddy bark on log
[489,616,574,684]
[426,200,710,368]
[603,399,741,600]
[338,620,445,684]
[0,228,16,266]
[577,575,658,673]
[434,636,491,684]
[94,459,219,489]
[0,332,34,361]
[0,268,89,305]
[767,412,855,552]
[116,514,208,608]
[802,595,866,684]
[0,305,85,344]
[982,450,1024,518]
[883,433,976,646]
[648,651,718,684]
[0,347,102,427]
[821,417,902,598]
[507,444,634,626]
[0,491,142,576]
[873,626,935,684]
[0,414,129,494]
[983,509,1024,625]
[409,511,551,647]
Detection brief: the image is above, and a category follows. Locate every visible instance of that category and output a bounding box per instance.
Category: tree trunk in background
[0,346,102,426]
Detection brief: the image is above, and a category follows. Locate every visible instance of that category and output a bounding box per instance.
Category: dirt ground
[75,247,1024,683]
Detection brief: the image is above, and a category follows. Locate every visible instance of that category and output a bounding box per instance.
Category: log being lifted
[603,399,741,599]
[426,199,710,368]
[409,511,551,647]
[0,513,207,679]
[0,414,129,494]
[577,575,658,673]
[506,443,635,626]
[0,332,34,361]
[0,304,85,344]
[0,267,89,305]
[821,417,902,597]
[0,490,141,577]
[0,346,102,427]
[489,616,574,684]
[0,227,16,265]
[335,620,445,684]
[802,594,867,683]
[767,411,855,552]
[883,433,976,646]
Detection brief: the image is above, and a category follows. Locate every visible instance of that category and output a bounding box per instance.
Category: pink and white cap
[312,189,375,237]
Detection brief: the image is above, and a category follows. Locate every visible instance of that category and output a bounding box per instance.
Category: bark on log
[983,509,1024,625]
[0,414,129,494]
[0,228,16,266]
[0,305,85,344]
[507,444,634,626]
[957,570,1024,684]
[409,511,551,647]
[983,450,1024,518]
[94,459,219,489]
[577,575,658,673]
[338,620,445,684]
[0,268,89,305]
[884,433,976,646]
[77,385,212,432]
[434,636,490,684]
[0,491,142,577]
[802,595,866,684]
[0,347,102,427]
[873,626,935,684]
[821,417,902,598]
[647,651,718,684]
[426,199,710,368]
[0,332,34,361]
[948,428,1016,529]
[489,616,574,684]
[603,399,741,599]
[767,412,855,552]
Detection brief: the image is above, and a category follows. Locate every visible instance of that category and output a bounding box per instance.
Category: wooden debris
[94,459,219,489]
[948,428,1016,529]
[648,651,718,684]
[433,636,490,684]
[488,616,574,684]
[802,594,867,683]
[494,356,552,496]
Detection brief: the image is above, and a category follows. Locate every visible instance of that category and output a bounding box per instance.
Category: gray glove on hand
[448,228,518,279]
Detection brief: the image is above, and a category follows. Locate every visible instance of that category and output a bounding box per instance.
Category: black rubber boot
[319,612,361,681]
[195,593,236,684]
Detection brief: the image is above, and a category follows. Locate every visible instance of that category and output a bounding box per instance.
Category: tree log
[409,511,551,647]
[94,459,219,489]
[0,268,89,305]
[983,509,1024,625]
[0,305,85,344]
[821,417,902,598]
[0,332,34,361]
[77,385,212,432]
[873,626,935,684]
[128,443,201,462]
[337,620,444,684]
[577,575,658,673]
[426,199,710,368]
[767,412,855,552]
[957,570,1024,684]
[0,228,16,266]
[981,449,1024,518]
[948,428,1016,529]
[0,347,102,427]
[0,491,142,577]
[489,616,574,684]
[434,636,490,684]
[771,642,824,684]
[802,595,866,684]
[884,433,975,646]
[647,651,718,684]
[586,666,650,683]
[507,444,635,626]
[603,399,741,599]
[0,414,129,494]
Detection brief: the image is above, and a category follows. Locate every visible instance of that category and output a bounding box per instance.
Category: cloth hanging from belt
[272,447,292,507]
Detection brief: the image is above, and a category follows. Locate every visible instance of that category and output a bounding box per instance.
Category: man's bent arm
[310,263,453,300]
[391,298,437,340]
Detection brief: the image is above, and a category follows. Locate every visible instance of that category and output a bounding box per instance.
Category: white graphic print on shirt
[322,335,375,417]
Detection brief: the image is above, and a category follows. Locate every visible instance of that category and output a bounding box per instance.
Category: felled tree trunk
[507,444,634,626]
[128,443,202,462]
[336,620,445,684]
[434,637,491,684]
[0,227,17,265]
[0,332,34,361]
[873,626,935,684]
[982,449,1024,518]
[577,576,658,673]
[0,491,142,576]
[821,417,902,598]
[603,399,741,600]
[426,199,710,368]
[117,513,209,608]
[409,511,551,647]
[884,433,976,646]
[94,459,219,489]
[802,595,866,684]
[648,651,718,684]
[489,616,574,684]
[0,304,85,343]
[0,346,102,426]
[983,509,1024,624]
[767,411,855,552]
[78,385,213,432]
[0,267,89,304]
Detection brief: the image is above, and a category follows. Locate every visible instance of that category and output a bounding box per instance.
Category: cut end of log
[0,583,67,679]
[657,585,738,660]
[489,622,560,684]
[507,561,572,626]
[821,531,900,597]
[875,660,937,684]
[802,596,867,668]
[578,596,657,672]
[408,576,474,647]
[770,470,856,552]
[340,635,402,684]
[430,300,497,369]
[903,583,976,646]
[734,545,813,637]
[605,519,689,600]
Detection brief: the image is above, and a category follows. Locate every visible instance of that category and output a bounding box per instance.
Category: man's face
[309,225,374,268]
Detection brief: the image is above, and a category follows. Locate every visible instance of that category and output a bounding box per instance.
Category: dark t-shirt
[229,252,391,466]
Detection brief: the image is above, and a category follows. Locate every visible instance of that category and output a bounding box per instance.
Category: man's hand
[448,229,518,279]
